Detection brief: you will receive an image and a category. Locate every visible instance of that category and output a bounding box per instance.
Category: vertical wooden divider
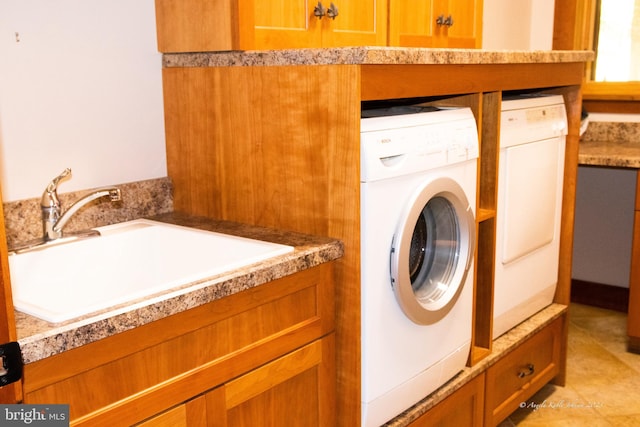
[471,91,501,365]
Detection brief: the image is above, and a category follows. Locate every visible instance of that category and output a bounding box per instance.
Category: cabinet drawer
[408,373,484,427]
[484,315,564,427]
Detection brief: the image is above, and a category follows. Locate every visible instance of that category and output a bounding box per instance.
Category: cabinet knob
[436,15,454,27]
[517,363,535,378]
[314,1,326,19]
[327,3,339,19]
[444,15,454,27]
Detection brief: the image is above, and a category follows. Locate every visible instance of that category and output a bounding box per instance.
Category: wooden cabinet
[627,171,640,352]
[155,0,387,52]
[21,263,336,426]
[484,316,564,427]
[389,0,483,48]
[161,60,585,425]
[155,0,481,52]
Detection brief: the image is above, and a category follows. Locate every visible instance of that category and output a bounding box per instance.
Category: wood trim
[360,63,585,101]
[628,209,640,345]
[552,0,579,50]
[550,85,583,307]
[583,99,640,114]
[155,0,235,52]
[583,82,640,101]
[570,279,630,313]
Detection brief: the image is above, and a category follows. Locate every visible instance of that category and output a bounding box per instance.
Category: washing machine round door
[390,177,475,325]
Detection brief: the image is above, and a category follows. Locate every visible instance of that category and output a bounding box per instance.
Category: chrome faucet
[41,168,122,241]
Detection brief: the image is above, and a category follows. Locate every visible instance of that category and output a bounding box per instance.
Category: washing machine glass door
[391,177,475,325]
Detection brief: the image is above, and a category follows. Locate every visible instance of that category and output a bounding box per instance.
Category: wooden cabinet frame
[162,60,585,425]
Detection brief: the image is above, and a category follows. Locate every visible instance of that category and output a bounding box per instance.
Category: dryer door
[391,177,475,325]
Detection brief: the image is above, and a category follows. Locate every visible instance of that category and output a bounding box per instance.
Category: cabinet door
[209,336,336,427]
[389,0,482,48]
[389,0,445,47]
[444,0,482,48]
[254,0,387,49]
[321,0,388,47]
[254,0,322,49]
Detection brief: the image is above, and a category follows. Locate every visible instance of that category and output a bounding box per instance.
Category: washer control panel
[360,107,479,182]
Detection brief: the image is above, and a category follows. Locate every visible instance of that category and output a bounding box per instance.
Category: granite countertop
[579,121,640,168]
[15,212,344,364]
[163,47,594,68]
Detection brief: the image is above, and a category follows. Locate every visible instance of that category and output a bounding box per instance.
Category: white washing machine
[360,105,478,427]
[493,94,568,338]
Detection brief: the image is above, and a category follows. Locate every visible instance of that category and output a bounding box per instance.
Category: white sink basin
[9,219,294,323]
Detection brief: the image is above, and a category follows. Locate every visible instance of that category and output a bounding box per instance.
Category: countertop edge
[16,213,344,364]
[162,48,594,68]
[579,140,640,169]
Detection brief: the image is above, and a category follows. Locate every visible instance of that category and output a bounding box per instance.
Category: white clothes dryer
[493,94,568,338]
[360,106,479,427]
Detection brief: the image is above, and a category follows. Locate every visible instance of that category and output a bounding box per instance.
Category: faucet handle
[41,168,71,208]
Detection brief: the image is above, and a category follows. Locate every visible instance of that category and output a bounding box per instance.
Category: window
[592,0,640,82]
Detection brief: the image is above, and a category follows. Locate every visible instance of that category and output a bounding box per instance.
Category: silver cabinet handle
[436,14,445,25]
[314,1,326,19]
[327,2,339,19]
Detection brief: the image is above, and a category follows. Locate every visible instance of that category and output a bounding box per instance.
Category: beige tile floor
[499,303,640,426]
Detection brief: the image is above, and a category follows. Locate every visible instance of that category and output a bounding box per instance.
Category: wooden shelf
[476,208,496,223]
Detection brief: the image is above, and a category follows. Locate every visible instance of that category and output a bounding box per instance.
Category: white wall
[0,0,166,202]
[482,0,555,50]
[0,0,559,203]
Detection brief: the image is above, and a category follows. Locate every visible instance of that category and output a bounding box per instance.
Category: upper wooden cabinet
[155,0,387,52]
[388,0,482,48]
[155,0,480,52]
[255,0,388,48]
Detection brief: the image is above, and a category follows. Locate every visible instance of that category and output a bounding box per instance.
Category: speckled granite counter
[14,212,344,364]
[163,47,593,68]
[385,303,568,426]
[579,121,640,168]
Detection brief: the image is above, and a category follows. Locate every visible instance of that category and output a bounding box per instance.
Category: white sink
[9,219,294,323]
